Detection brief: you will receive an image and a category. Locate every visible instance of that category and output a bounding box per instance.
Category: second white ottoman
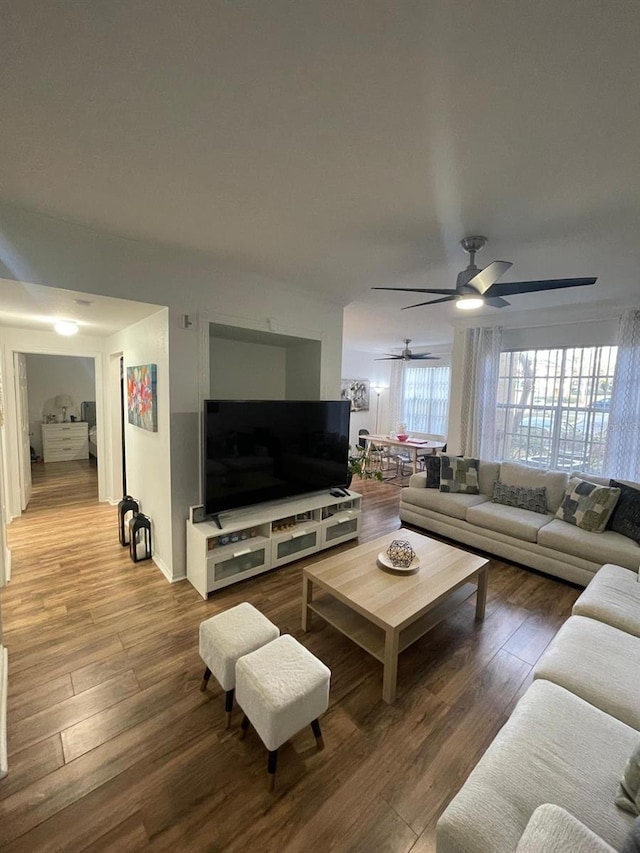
[199,602,280,727]
[236,634,331,790]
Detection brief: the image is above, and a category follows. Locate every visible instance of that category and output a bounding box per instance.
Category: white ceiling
[1,1,639,353]
[0,278,163,337]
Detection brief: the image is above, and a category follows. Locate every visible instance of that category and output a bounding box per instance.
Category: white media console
[186,490,362,599]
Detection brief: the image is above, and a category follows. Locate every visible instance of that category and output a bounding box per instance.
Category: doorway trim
[2,341,107,520]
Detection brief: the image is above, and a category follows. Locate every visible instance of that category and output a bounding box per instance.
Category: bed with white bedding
[81,401,98,458]
[88,425,98,458]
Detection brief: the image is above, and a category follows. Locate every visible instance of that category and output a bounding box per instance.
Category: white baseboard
[152,554,173,583]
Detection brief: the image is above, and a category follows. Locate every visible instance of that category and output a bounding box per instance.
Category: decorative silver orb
[387,539,415,568]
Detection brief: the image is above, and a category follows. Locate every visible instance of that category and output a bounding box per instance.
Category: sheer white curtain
[460,326,502,459]
[604,309,640,481]
[387,360,405,434]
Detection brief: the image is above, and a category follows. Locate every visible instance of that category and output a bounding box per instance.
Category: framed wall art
[341,378,370,412]
[127,364,158,432]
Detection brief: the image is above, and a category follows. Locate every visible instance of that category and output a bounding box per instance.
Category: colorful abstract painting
[127,364,158,432]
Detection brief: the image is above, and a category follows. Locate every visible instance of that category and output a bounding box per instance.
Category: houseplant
[348,444,384,483]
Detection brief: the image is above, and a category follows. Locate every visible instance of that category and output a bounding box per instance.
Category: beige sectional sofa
[399,460,640,587]
[437,563,640,853]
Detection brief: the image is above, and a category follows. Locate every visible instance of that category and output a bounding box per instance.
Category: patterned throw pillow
[439,456,479,494]
[492,480,548,514]
[423,455,441,489]
[555,477,621,533]
[607,480,640,544]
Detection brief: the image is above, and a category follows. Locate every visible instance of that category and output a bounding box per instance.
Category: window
[496,346,617,473]
[402,365,450,435]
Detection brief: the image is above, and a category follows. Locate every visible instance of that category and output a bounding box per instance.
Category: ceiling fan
[372,236,597,310]
[375,339,440,361]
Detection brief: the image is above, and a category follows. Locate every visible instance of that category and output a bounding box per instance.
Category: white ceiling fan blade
[467,260,512,295]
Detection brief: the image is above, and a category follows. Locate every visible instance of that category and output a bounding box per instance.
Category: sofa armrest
[408,471,428,488]
[515,804,616,853]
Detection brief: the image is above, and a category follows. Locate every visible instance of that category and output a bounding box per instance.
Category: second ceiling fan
[375,339,439,361]
[373,236,597,310]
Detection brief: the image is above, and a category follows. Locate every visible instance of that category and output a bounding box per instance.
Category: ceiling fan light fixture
[456,295,484,310]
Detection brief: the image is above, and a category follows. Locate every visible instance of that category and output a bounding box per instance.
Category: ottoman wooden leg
[310,718,324,750]
[200,666,212,692]
[224,689,234,728]
[267,749,278,791]
[239,714,250,740]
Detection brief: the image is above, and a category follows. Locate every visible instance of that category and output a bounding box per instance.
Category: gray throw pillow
[616,742,640,816]
[492,480,548,514]
[440,456,479,494]
[608,480,640,544]
[555,477,621,533]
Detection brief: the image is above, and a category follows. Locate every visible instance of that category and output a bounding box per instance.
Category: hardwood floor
[1,463,580,852]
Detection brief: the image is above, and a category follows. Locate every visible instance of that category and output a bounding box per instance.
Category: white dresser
[41,422,89,463]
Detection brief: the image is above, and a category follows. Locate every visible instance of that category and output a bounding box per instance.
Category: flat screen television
[202,400,351,517]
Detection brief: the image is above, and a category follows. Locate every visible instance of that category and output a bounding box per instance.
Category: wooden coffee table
[301,528,489,703]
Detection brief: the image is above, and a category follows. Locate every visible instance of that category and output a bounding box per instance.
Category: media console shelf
[186,490,362,599]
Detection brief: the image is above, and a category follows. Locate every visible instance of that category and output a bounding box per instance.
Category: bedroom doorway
[19,353,99,507]
[4,345,107,521]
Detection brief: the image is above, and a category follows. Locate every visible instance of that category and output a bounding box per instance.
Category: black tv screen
[202,400,351,517]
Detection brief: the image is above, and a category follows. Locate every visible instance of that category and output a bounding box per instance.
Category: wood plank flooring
[0,461,580,852]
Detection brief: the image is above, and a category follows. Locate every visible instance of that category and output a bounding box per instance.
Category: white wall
[0,204,345,582]
[105,309,172,579]
[285,341,322,399]
[210,338,286,399]
[25,354,96,456]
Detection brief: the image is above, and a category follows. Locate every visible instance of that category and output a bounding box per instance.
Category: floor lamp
[372,386,385,434]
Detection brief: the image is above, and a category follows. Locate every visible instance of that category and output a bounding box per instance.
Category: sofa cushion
[608,480,640,544]
[532,615,640,729]
[499,461,568,513]
[440,455,479,494]
[492,480,548,514]
[573,564,640,638]
[400,485,490,520]
[516,805,617,853]
[467,502,554,543]
[617,743,640,816]
[436,680,637,853]
[555,477,621,533]
[538,520,640,571]
[477,461,501,496]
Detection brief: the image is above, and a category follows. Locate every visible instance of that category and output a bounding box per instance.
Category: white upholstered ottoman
[199,602,280,727]
[235,634,331,790]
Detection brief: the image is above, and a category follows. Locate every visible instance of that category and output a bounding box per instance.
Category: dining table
[363,434,446,475]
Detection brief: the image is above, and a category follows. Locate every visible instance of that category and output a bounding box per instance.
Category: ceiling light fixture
[456,295,485,310]
[54,320,79,336]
